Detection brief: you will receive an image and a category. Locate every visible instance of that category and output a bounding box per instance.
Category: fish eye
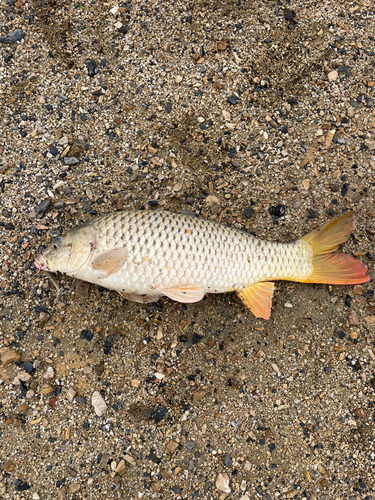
[53,237,62,250]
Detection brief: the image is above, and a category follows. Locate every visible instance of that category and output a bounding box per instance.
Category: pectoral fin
[119,292,161,304]
[238,282,275,319]
[91,247,128,278]
[160,285,205,303]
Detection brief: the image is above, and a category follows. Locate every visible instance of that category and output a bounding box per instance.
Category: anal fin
[119,291,161,304]
[238,282,275,319]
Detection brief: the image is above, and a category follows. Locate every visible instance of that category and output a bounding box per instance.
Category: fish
[34,210,369,319]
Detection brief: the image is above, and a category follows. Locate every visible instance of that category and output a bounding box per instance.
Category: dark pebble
[5,222,15,230]
[244,206,254,218]
[178,335,188,342]
[336,328,346,339]
[228,147,237,158]
[269,204,286,217]
[56,478,66,488]
[223,453,233,467]
[345,295,352,307]
[0,29,26,44]
[85,58,97,77]
[23,361,34,373]
[76,397,86,404]
[35,199,51,215]
[49,145,59,156]
[307,209,319,219]
[148,200,159,207]
[165,101,172,113]
[186,441,195,452]
[192,332,203,345]
[80,329,93,341]
[172,486,182,494]
[227,95,238,105]
[103,336,113,355]
[287,96,298,104]
[284,9,296,20]
[280,125,288,134]
[14,480,30,492]
[154,406,167,422]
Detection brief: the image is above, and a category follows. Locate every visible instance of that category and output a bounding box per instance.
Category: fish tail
[300,212,369,285]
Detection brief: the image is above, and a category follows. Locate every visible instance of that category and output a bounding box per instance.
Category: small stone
[347,106,354,118]
[43,366,54,379]
[23,361,34,373]
[64,157,80,165]
[328,70,338,82]
[186,441,195,452]
[69,144,84,157]
[216,472,231,493]
[0,29,25,44]
[124,454,136,466]
[154,407,167,422]
[1,348,21,366]
[166,440,179,454]
[205,195,221,209]
[69,484,80,493]
[5,461,15,472]
[175,75,183,84]
[35,199,51,215]
[287,96,298,104]
[227,95,238,105]
[85,59,97,77]
[244,206,254,218]
[284,9,296,21]
[39,312,50,329]
[92,391,107,416]
[348,310,360,325]
[223,453,232,467]
[217,41,228,51]
[269,204,286,217]
[66,388,76,402]
[325,129,335,148]
[49,145,59,156]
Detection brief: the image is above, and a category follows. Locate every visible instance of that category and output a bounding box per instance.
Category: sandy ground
[1,0,375,499]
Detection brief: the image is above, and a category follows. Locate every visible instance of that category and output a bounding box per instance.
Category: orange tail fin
[301,212,369,285]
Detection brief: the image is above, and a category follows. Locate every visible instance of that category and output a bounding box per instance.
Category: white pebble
[92,391,107,416]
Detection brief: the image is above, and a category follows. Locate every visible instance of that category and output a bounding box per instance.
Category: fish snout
[35,254,48,271]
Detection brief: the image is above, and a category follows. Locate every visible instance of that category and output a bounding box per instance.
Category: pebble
[22,361,34,373]
[325,129,335,148]
[216,473,231,493]
[166,440,179,454]
[269,204,286,217]
[328,70,338,82]
[35,199,51,215]
[244,206,254,218]
[43,366,54,379]
[66,388,76,403]
[185,441,195,452]
[223,453,233,467]
[0,348,21,366]
[85,59,97,77]
[154,407,167,422]
[64,157,80,165]
[91,391,107,416]
[0,29,25,44]
[227,95,238,105]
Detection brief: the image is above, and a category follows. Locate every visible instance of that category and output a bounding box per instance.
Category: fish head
[35,225,96,275]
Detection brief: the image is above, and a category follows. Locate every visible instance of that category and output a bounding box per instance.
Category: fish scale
[78,211,312,294]
[35,210,369,319]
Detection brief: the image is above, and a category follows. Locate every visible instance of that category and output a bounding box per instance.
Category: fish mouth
[35,255,48,271]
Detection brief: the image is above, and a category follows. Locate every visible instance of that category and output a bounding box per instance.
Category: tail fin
[301,212,369,285]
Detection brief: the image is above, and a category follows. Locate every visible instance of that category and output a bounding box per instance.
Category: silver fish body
[35,210,369,318]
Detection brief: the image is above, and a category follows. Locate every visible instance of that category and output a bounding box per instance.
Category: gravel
[0,1,374,499]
